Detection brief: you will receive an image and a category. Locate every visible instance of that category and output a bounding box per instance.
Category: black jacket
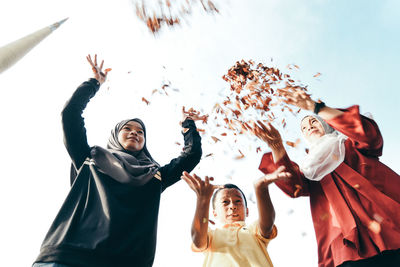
[34,79,202,267]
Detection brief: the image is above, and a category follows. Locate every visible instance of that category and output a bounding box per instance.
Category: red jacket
[259,106,400,267]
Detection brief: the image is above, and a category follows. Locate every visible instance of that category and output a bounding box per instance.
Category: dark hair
[211,183,247,209]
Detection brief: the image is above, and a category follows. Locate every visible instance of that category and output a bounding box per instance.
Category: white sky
[0,0,399,266]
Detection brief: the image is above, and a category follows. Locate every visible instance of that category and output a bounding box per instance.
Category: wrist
[268,140,284,150]
[254,182,270,195]
[181,118,195,128]
[197,195,212,204]
[313,101,326,114]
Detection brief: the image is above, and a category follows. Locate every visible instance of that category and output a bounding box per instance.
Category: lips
[127,137,139,142]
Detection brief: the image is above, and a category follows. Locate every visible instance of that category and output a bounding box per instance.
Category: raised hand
[278,87,315,111]
[181,106,209,124]
[86,54,111,85]
[251,120,283,149]
[254,166,292,188]
[181,171,220,200]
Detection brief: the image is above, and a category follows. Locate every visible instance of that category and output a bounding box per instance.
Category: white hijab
[299,115,347,181]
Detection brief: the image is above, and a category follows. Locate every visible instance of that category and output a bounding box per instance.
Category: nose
[307,121,315,132]
[228,203,237,210]
[129,130,138,136]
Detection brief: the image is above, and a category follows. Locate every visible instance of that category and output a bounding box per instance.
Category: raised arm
[254,166,292,237]
[61,55,111,171]
[251,120,286,163]
[251,120,310,197]
[326,106,383,156]
[259,152,310,198]
[280,88,383,155]
[159,108,204,190]
[181,172,219,251]
[279,87,344,120]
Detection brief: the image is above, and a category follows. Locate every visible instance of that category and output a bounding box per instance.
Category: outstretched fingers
[181,171,197,190]
[86,54,95,68]
[269,166,292,182]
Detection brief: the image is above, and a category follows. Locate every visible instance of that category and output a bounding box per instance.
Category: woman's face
[301,116,325,142]
[118,121,145,152]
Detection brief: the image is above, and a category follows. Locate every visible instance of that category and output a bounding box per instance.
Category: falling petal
[142,97,150,105]
[368,220,381,234]
[211,136,220,143]
[234,149,245,160]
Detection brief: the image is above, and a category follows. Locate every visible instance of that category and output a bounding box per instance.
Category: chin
[228,218,243,223]
[308,134,322,142]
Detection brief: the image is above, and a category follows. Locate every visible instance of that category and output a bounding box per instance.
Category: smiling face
[212,188,248,224]
[117,121,145,152]
[301,116,325,142]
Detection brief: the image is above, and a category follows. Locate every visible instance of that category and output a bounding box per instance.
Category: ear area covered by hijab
[90,118,160,186]
[300,114,348,181]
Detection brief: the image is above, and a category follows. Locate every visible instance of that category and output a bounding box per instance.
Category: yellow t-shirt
[194,221,277,267]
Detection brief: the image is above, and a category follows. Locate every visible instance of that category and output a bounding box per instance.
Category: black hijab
[90,118,160,186]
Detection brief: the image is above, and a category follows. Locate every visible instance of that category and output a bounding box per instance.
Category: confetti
[368,220,381,234]
[214,59,309,142]
[373,213,384,223]
[320,213,329,221]
[234,149,245,160]
[142,97,150,105]
[211,136,221,143]
[294,184,302,197]
[286,138,301,148]
[132,0,219,34]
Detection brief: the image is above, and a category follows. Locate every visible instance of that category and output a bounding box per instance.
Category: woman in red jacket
[253,88,400,267]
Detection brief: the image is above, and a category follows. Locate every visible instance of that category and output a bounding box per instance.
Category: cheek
[318,126,325,135]
[117,132,125,144]
[140,137,146,145]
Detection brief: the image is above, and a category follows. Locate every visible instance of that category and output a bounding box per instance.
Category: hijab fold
[299,115,347,181]
[90,118,160,186]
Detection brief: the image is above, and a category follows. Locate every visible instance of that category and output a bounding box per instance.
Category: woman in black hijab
[33,55,202,267]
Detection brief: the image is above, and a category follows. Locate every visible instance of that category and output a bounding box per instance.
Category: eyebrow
[219,192,244,200]
[123,123,143,130]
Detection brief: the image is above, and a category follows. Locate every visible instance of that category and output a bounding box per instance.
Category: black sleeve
[61,78,100,175]
[159,119,202,191]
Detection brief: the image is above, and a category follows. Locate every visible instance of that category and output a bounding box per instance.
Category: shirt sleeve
[326,105,383,157]
[251,221,277,245]
[160,119,202,191]
[61,78,100,177]
[259,152,310,198]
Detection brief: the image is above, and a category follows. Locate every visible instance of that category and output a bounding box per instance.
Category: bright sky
[0,0,399,266]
